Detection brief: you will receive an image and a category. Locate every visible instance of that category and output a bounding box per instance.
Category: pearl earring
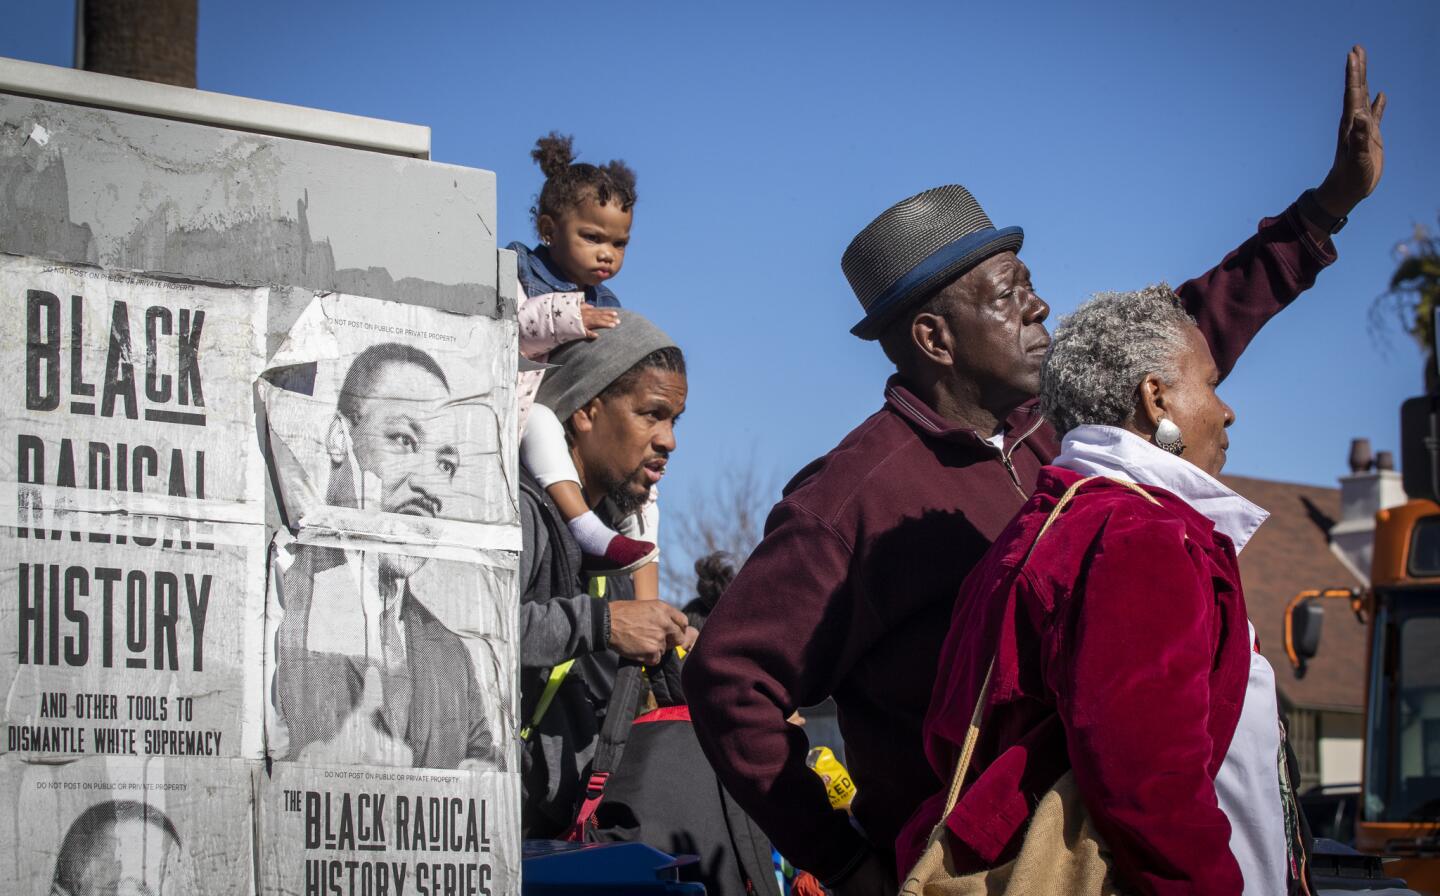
[1154,417,1185,455]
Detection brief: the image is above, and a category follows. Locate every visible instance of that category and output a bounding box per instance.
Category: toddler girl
[509,133,660,595]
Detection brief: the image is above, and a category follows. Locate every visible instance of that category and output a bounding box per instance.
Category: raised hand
[1316,45,1386,218]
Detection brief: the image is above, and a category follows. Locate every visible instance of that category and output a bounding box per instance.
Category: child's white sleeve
[519,403,581,489]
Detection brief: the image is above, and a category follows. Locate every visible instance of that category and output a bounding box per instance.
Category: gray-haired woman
[899,284,1302,894]
[1044,283,1238,483]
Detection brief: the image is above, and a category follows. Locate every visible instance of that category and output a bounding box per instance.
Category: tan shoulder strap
[1020,474,1158,565]
[923,475,1160,847]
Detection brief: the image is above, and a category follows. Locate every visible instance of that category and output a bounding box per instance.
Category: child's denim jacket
[508,241,622,309]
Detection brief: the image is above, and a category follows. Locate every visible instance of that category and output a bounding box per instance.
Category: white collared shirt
[1055,425,1285,895]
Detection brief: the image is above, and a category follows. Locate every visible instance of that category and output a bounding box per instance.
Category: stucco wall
[0,93,502,318]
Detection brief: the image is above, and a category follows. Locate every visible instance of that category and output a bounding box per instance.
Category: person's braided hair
[529,132,637,233]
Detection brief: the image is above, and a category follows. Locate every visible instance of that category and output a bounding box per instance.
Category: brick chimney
[1330,438,1407,585]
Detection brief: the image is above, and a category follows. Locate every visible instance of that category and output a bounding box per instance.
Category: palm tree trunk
[78,0,197,88]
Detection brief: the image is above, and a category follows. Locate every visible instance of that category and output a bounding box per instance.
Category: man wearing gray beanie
[518,309,695,839]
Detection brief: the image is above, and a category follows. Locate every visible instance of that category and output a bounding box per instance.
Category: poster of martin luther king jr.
[259,291,519,549]
[0,757,251,896]
[259,292,517,771]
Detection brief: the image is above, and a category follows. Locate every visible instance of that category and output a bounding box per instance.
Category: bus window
[1408,516,1440,578]
[1396,612,1440,820]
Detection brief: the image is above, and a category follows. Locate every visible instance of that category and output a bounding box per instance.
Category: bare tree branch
[659,455,780,606]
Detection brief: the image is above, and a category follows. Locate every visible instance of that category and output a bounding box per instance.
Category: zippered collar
[884,376,1047,498]
[883,375,1046,456]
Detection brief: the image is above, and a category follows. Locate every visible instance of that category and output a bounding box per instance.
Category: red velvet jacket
[896,468,1254,895]
[684,203,1333,883]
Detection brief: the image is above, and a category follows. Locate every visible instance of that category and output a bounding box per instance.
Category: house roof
[1222,474,1368,714]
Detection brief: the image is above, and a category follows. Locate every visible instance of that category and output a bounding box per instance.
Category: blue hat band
[851,225,1024,339]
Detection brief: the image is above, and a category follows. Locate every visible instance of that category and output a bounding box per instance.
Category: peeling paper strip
[1,482,265,546]
[296,505,520,554]
[286,522,519,567]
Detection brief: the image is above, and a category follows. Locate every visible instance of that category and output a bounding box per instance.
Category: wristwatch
[1298,189,1348,235]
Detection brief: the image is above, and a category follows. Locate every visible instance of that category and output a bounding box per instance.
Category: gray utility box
[1,57,522,896]
[0,56,511,321]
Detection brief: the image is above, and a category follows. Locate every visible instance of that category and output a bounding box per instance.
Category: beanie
[535,310,678,421]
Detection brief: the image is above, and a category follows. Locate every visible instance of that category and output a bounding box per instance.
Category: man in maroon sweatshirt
[684,47,1386,894]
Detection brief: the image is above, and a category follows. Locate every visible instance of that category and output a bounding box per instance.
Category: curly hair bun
[531,132,577,180]
[528,134,640,231]
[694,551,739,610]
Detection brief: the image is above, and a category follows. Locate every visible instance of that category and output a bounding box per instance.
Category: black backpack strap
[565,660,647,841]
[717,779,783,896]
[592,662,647,774]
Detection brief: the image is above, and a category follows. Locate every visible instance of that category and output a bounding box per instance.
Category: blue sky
[6,1,1439,584]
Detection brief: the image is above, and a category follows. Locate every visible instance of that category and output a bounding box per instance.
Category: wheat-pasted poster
[258,291,519,554]
[0,256,269,762]
[0,756,256,896]
[260,761,520,896]
[265,533,517,774]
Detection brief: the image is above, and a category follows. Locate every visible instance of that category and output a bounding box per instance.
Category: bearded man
[518,310,696,836]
